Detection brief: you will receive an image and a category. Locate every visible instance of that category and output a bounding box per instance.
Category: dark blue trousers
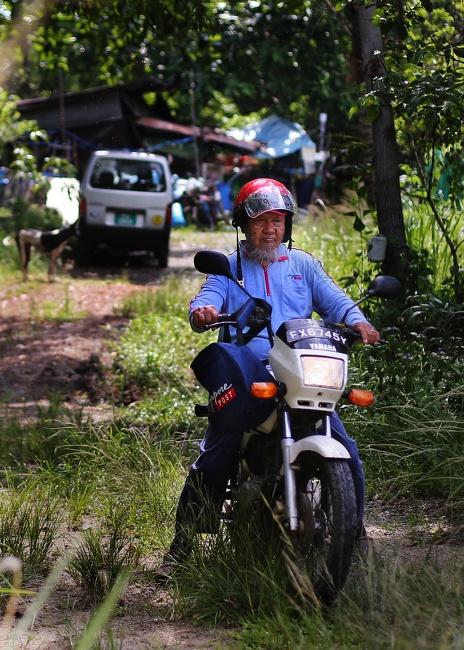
[192,409,365,522]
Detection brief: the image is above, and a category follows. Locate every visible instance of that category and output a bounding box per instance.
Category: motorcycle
[192,250,401,604]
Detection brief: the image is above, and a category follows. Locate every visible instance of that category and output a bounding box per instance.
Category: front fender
[288,435,351,464]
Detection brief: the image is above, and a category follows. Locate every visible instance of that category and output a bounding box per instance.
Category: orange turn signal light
[347,389,375,407]
[250,382,278,399]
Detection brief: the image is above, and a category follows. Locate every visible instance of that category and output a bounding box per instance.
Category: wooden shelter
[17,79,259,176]
[17,77,171,173]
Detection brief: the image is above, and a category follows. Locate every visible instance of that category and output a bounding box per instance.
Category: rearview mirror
[194,250,234,280]
[367,275,401,299]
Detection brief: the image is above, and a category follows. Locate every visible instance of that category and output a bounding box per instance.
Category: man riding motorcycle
[158,178,379,578]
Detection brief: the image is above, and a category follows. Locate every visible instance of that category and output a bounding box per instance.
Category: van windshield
[90,158,167,192]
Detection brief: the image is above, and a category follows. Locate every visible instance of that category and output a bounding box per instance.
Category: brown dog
[18,223,77,282]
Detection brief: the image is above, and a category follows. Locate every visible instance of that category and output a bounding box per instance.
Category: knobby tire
[290,458,357,605]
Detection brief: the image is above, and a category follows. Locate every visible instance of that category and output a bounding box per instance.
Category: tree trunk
[356,3,409,278]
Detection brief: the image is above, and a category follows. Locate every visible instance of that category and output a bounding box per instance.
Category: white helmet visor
[244,185,296,219]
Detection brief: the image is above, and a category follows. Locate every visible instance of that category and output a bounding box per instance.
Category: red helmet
[232,178,296,243]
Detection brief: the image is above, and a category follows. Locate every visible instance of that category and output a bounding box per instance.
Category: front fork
[280,408,299,531]
[281,408,331,532]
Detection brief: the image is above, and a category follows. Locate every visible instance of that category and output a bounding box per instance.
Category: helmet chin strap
[286,217,293,249]
[236,227,244,286]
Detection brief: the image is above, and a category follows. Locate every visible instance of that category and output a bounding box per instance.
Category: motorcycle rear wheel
[289,458,357,605]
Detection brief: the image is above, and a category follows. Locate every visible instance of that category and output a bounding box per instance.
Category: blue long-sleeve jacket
[190,244,368,360]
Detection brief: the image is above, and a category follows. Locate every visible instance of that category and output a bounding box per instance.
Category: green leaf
[74,571,130,650]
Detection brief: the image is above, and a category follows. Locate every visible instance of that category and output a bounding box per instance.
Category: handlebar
[204,313,236,329]
[344,325,387,346]
[313,322,383,349]
[345,326,362,342]
[203,301,272,346]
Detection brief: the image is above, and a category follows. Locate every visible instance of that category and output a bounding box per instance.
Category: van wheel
[74,238,95,266]
[157,246,169,269]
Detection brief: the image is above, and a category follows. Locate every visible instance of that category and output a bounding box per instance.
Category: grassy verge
[0,275,214,633]
[236,553,464,649]
[0,230,22,283]
[113,275,215,435]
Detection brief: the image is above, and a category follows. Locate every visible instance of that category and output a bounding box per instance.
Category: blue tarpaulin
[172,201,186,226]
[228,115,315,159]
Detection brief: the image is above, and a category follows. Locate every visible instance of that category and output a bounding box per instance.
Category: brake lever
[346,327,387,346]
[204,313,237,330]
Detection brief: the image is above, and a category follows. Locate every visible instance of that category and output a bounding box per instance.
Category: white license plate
[115,212,137,225]
[106,212,144,227]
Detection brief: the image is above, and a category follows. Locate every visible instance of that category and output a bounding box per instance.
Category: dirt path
[0,279,139,420]
[0,230,235,421]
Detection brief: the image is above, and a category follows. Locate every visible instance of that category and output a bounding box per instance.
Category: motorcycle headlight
[301,356,345,389]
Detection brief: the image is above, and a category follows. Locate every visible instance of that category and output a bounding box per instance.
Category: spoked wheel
[289,458,357,605]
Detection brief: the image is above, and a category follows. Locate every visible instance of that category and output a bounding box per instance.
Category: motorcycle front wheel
[289,457,357,605]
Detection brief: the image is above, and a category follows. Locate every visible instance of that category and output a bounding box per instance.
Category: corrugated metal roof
[137,117,259,151]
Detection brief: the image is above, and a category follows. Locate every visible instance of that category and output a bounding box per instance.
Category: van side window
[89,159,166,193]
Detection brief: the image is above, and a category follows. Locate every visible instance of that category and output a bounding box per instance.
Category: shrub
[10,199,62,234]
[345,293,464,509]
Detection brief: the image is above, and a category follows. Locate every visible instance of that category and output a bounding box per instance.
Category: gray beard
[244,244,279,265]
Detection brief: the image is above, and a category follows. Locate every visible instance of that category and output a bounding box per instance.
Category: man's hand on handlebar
[192,305,219,328]
[351,322,380,345]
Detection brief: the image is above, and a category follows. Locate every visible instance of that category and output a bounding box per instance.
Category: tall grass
[0,400,91,471]
[168,507,464,649]
[0,486,62,577]
[295,210,374,299]
[403,201,464,294]
[172,517,290,625]
[343,299,464,514]
[69,508,139,603]
[31,421,187,551]
[344,390,464,515]
[237,553,464,649]
[114,276,215,433]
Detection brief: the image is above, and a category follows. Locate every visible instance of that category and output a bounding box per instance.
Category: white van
[79,150,173,267]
